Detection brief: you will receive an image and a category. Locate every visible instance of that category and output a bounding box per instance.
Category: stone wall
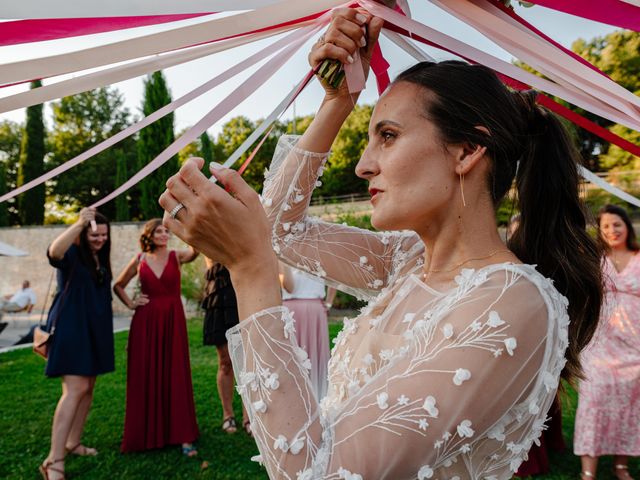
[0,222,196,315]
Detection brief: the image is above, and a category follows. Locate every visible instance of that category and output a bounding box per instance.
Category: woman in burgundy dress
[113,218,199,455]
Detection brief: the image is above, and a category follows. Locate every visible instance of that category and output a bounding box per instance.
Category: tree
[200,131,214,165]
[514,31,639,172]
[17,80,46,225]
[115,151,130,221]
[137,71,178,218]
[574,31,640,172]
[48,86,134,220]
[0,163,8,226]
[317,104,372,197]
[0,119,23,225]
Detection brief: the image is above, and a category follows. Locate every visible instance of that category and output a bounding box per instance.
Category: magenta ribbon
[0,15,211,47]
[526,0,640,32]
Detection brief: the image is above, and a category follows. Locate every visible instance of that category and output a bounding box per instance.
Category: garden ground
[0,318,637,479]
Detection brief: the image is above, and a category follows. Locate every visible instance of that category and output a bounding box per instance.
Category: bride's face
[356,82,458,233]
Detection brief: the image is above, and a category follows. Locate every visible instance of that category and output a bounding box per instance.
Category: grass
[0,319,637,479]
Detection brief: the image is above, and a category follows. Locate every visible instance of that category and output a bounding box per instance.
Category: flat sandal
[39,458,65,480]
[614,464,635,480]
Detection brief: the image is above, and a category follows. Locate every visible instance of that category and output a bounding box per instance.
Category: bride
[160,8,602,479]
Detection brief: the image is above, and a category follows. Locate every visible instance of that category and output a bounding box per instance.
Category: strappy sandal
[581,471,595,480]
[181,443,198,457]
[243,419,252,437]
[39,458,65,480]
[614,464,634,480]
[66,443,98,456]
[221,416,237,434]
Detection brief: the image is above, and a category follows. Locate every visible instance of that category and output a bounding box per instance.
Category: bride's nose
[355,147,380,179]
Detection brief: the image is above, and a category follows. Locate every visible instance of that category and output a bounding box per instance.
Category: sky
[0,1,621,140]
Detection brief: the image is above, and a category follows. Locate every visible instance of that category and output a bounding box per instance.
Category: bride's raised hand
[309,8,383,100]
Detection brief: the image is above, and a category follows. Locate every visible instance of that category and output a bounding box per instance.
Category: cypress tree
[17,80,45,225]
[115,151,130,221]
[137,71,178,218]
[0,162,8,226]
[200,131,214,167]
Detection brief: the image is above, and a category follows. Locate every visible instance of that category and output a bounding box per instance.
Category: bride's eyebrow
[373,120,402,134]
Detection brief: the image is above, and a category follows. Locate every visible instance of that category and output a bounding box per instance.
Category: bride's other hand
[159,158,275,278]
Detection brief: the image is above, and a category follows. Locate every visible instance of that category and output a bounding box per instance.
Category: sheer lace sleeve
[262,135,422,301]
[227,265,569,479]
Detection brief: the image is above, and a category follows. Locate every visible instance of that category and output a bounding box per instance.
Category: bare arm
[113,256,148,310]
[48,208,96,260]
[279,262,295,293]
[325,286,337,307]
[177,245,199,264]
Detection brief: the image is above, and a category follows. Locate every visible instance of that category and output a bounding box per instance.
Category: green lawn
[0,319,637,479]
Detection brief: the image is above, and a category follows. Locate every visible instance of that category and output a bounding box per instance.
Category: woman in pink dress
[113,219,200,456]
[574,204,640,480]
[280,263,336,400]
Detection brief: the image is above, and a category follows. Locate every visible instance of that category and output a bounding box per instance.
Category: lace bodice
[227,136,570,479]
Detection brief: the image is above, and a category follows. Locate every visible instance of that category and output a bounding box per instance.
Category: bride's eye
[380,130,396,142]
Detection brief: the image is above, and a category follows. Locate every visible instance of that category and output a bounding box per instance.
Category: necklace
[422,248,511,278]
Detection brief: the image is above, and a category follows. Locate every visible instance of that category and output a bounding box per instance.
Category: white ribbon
[0,0,284,19]
[0,0,345,85]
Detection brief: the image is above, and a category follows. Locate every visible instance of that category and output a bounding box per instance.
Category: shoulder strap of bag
[44,260,77,333]
[39,270,55,327]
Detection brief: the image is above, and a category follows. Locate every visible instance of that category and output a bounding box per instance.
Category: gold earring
[459,173,467,207]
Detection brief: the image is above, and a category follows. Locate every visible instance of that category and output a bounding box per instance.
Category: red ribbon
[0,15,211,47]
[525,0,640,33]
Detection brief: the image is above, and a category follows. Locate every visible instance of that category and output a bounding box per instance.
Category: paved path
[0,312,133,352]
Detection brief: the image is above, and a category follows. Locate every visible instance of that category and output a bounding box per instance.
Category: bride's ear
[454,126,489,176]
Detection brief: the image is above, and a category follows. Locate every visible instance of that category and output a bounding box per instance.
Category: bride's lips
[369,188,383,202]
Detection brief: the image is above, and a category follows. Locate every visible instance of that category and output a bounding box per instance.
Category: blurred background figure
[280,262,335,400]
[113,219,200,457]
[0,279,36,318]
[574,204,640,480]
[201,257,250,435]
[40,208,113,480]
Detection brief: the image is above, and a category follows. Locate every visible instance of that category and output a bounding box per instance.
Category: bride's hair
[396,61,603,383]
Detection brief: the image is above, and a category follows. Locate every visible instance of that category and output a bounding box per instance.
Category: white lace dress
[227,135,570,480]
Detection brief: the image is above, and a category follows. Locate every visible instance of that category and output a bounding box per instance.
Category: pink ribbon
[360,0,640,131]
[0,15,211,47]
[90,23,323,208]
[0,23,324,204]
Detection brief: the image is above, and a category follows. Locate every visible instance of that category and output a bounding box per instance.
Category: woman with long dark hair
[159,9,603,479]
[40,207,114,480]
[574,204,640,479]
[113,219,199,456]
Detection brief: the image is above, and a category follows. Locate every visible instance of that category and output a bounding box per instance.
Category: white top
[227,136,569,480]
[282,269,326,300]
[9,287,36,308]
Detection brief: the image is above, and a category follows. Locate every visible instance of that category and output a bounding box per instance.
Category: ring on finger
[169,202,186,220]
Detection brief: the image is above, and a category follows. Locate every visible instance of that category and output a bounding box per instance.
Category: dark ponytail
[396,61,603,383]
[508,92,603,383]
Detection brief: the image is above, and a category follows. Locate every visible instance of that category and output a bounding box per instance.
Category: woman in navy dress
[40,207,114,480]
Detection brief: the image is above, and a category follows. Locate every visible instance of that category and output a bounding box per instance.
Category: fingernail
[360,36,367,47]
[356,13,367,23]
[210,162,224,170]
[347,55,354,64]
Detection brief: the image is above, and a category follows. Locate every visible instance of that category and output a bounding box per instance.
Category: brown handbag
[33,262,75,360]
